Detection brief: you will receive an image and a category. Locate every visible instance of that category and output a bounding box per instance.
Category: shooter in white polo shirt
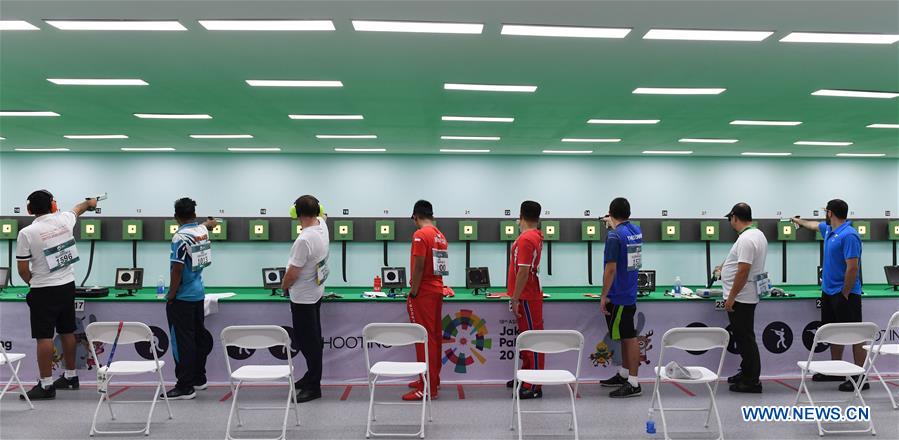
[16,189,101,400]
[281,195,330,403]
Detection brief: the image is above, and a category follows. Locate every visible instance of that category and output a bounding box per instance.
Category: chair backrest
[86,321,153,345]
[363,323,427,347]
[0,341,10,362]
[516,330,583,354]
[812,322,879,346]
[221,325,290,349]
[362,323,427,371]
[887,311,899,332]
[662,327,729,351]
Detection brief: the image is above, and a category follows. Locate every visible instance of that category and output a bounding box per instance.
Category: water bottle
[646,408,656,436]
[673,276,682,298]
[156,276,165,299]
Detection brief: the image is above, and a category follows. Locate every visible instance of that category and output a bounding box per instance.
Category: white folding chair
[0,342,33,409]
[509,330,583,440]
[795,322,880,436]
[85,321,173,437]
[863,310,899,409]
[221,325,300,440]
[649,327,729,440]
[363,323,432,439]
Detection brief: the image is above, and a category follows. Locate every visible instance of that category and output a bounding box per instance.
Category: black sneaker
[838,377,869,392]
[294,378,308,390]
[506,379,515,389]
[600,373,628,388]
[21,384,55,400]
[162,387,196,400]
[53,375,80,390]
[729,381,763,393]
[518,388,542,399]
[194,382,208,391]
[609,383,642,398]
[812,373,844,382]
[295,388,322,403]
[727,371,743,384]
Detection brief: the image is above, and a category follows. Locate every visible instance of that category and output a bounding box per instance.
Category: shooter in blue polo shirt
[792,199,865,392]
[598,197,644,398]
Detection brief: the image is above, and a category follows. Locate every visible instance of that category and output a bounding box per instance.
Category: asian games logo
[590,311,654,367]
[441,309,492,373]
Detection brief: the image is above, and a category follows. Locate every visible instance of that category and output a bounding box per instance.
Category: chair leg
[156,367,173,419]
[9,361,33,409]
[703,389,714,428]
[567,383,579,440]
[849,375,876,435]
[281,379,292,440]
[234,381,245,427]
[871,365,897,409]
[105,385,116,420]
[655,385,671,440]
[289,373,301,426]
[225,382,239,440]
[89,389,105,437]
[706,383,724,440]
[419,376,428,439]
[509,378,517,431]
[516,382,523,440]
[794,369,808,405]
[365,375,377,438]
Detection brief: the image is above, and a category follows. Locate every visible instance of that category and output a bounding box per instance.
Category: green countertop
[0,285,896,303]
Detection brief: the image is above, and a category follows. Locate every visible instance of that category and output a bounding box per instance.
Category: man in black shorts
[792,199,866,392]
[16,190,100,400]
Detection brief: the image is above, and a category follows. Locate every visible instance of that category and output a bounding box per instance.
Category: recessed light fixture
[190,134,254,139]
[440,135,500,141]
[587,119,659,124]
[227,147,281,152]
[352,20,483,34]
[48,78,147,86]
[679,138,738,144]
[315,134,377,139]
[644,28,773,41]
[64,134,128,139]
[134,113,212,119]
[835,153,886,157]
[45,20,187,31]
[811,89,899,99]
[642,150,693,155]
[246,80,343,87]
[121,147,175,151]
[780,32,899,44]
[14,148,69,152]
[289,114,363,120]
[0,111,60,117]
[542,149,593,154]
[442,116,514,123]
[440,149,490,153]
[633,87,726,95]
[199,20,335,31]
[867,123,899,129]
[730,120,802,126]
[444,83,537,93]
[561,138,621,143]
[0,20,40,30]
[334,148,386,152]
[0,136,5,140]
[741,152,792,156]
[500,24,630,38]
[794,140,853,146]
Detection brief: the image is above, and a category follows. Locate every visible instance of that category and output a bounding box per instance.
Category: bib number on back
[189,241,212,272]
[626,244,642,271]
[432,249,449,276]
[43,238,80,272]
[315,259,330,286]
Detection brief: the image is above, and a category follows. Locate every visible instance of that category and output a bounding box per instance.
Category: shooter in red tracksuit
[507,200,545,399]
[403,200,449,401]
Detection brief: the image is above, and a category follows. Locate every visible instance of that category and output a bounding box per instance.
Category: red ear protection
[50,200,58,213]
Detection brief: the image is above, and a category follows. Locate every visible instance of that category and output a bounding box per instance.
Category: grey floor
[1,378,897,440]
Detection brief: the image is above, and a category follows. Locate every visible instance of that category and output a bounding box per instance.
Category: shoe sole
[195,385,208,391]
[296,395,322,403]
[164,394,196,400]
[22,395,55,400]
[610,391,642,398]
[600,382,626,388]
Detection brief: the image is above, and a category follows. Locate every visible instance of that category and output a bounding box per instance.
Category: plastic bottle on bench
[156,276,165,299]
[673,276,682,298]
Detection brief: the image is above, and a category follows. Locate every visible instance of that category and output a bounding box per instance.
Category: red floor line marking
[108,386,130,399]
[8,385,18,391]
[886,381,899,388]
[219,391,232,402]
[339,385,353,401]
[456,384,465,400]
[772,379,799,392]
[671,382,696,397]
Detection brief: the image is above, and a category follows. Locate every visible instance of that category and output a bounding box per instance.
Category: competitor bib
[315,258,330,286]
[626,244,642,271]
[43,237,80,272]
[432,249,449,276]
[189,241,212,272]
